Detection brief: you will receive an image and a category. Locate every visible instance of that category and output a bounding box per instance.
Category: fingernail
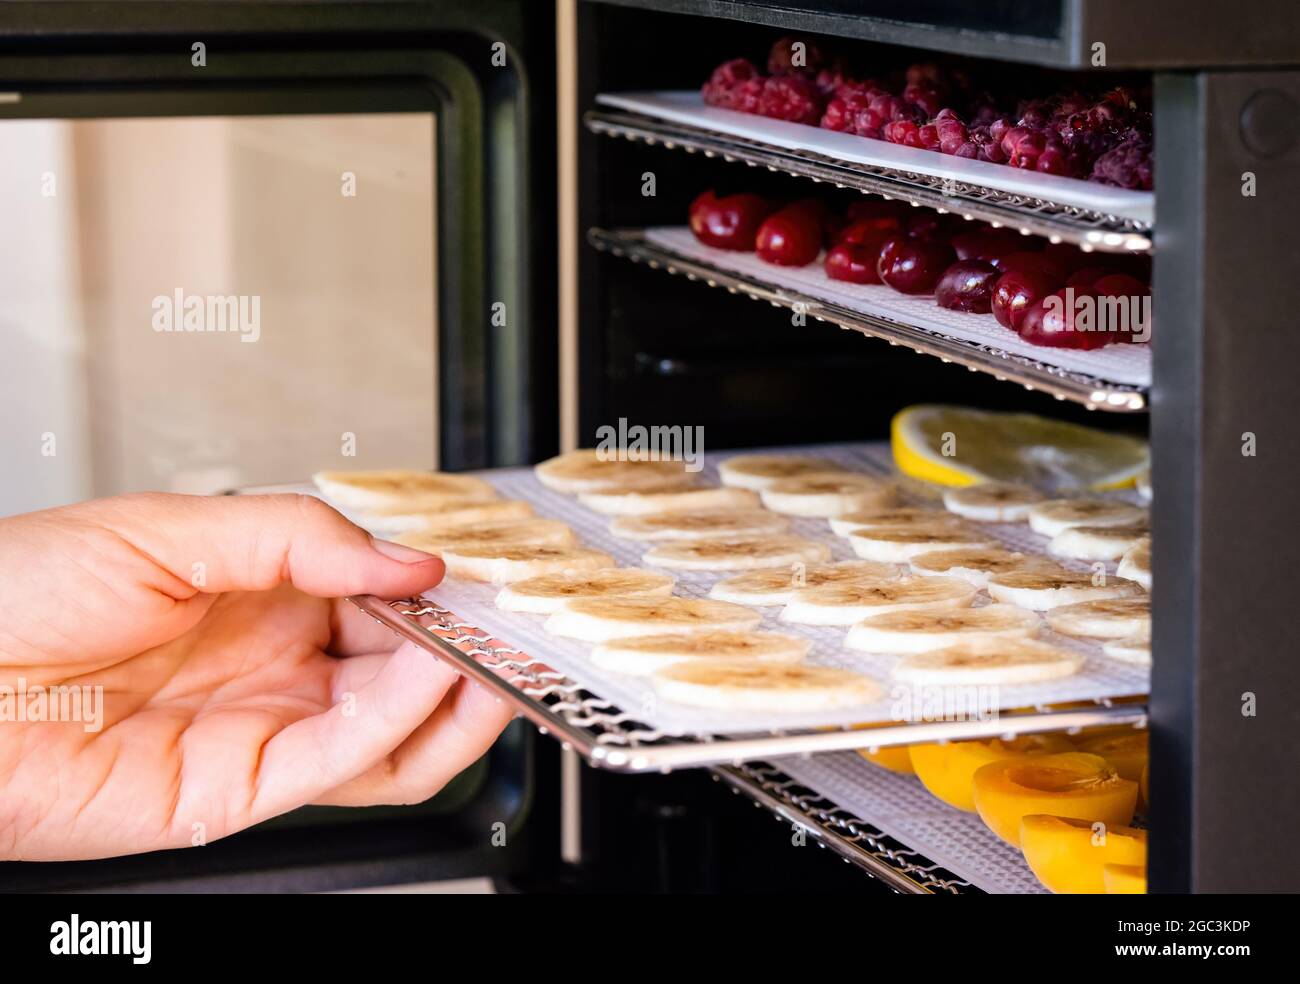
[371,537,438,564]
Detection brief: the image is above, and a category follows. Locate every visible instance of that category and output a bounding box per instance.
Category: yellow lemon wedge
[891,405,1149,491]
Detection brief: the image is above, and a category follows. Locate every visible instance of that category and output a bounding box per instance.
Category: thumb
[91,491,444,599]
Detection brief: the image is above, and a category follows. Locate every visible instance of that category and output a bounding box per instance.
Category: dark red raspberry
[883,120,922,147]
[853,107,889,138]
[1091,132,1154,190]
[701,58,761,110]
[917,123,941,150]
[935,116,969,154]
[903,84,945,118]
[758,75,825,124]
[820,82,875,132]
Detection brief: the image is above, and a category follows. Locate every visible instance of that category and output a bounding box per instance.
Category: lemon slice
[891,405,1149,491]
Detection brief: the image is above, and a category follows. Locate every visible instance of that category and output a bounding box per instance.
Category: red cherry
[905,212,962,243]
[825,242,884,284]
[1019,289,1111,349]
[1041,242,1093,275]
[1091,273,1150,297]
[951,229,1024,264]
[844,200,906,230]
[838,218,899,247]
[1066,265,1117,290]
[688,190,774,251]
[876,235,957,294]
[935,259,1000,312]
[994,250,1067,279]
[991,269,1063,331]
[756,207,823,266]
[1090,274,1152,343]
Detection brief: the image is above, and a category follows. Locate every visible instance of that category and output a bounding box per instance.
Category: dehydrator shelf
[589,227,1149,411]
[586,104,1152,253]
[711,761,979,894]
[351,594,1148,774]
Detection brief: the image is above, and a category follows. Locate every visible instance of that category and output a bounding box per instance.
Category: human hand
[0,493,514,861]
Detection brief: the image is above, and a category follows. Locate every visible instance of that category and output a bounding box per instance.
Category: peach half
[1103,863,1148,894]
[972,752,1138,846]
[909,733,1074,812]
[1020,814,1147,894]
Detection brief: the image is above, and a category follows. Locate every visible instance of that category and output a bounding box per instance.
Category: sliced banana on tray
[986,570,1143,610]
[1027,499,1148,538]
[848,524,996,563]
[652,660,883,712]
[534,449,692,494]
[1117,538,1152,590]
[1045,596,1151,640]
[642,536,831,571]
[608,508,789,541]
[780,576,976,626]
[828,506,963,538]
[892,638,1084,686]
[1049,523,1150,561]
[845,604,1042,654]
[441,544,616,584]
[708,560,900,606]
[717,454,846,490]
[313,469,496,510]
[589,631,810,675]
[544,596,762,642]
[908,547,1062,589]
[942,482,1046,522]
[1103,635,1152,665]
[360,498,535,535]
[395,518,576,554]
[579,486,759,516]
[494,568,675,614]
[760,472,894,518]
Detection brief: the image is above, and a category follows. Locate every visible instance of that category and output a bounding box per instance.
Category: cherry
[1066,266,1116,290]
[876,235,957,294]
[1091,274,1152,343]
[904,212,962,243]
[1041,242,1093,275]
[844,200,906,229]
[994,250,1066,279]
[991,268,1064,331]
[825,242,884,284]
[935,259,1000,312]
[1018,289,1112,349]
[1091,272,1149,297]
[688,190,774,251]
[839,217,901,246]
[951,229,1024,264]
[755,206,823,266]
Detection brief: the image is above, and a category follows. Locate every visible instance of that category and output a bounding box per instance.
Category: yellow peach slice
[909,733,1074,812]
[972,752,1138,846]
[1020,815,1147,894]
[1104,863,1148,894]
[848,723,915,773]
[1076,731,1148,808]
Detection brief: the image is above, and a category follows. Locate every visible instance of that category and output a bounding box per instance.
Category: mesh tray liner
[644,227,1152,388]
[775,750,1047,893]
[352,442,1149,737]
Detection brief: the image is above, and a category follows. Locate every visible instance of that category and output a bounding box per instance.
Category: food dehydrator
[2,0,1298,894]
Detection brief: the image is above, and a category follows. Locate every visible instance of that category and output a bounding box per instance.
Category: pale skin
[0,493,514,861]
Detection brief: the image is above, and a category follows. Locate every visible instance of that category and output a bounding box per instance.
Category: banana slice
[1136,469,1152,502]
[1117,538,1151,590]
[708,560,900,606]
[942,482,1046,522]
[360,499,535,535]
[1027,499,1148,538]
[534,449,692,493]
[986,570,1142,611]
[845,604,1042,654]
[1045,597,1150,640]
[829,506,963,538]
[780,576,976,626]
[579,486,759,516]
[652,660,882,712]
[760,472,895,517]
[1103,635,1152,665]
[395,518,576,554]
[312,469,496,510]
[441,544,616,584]
[494,568,675,614]
[643,536,832,571]
[908,547,1061,589]
[848,525,996,563]
[589,631,810,675]
[893,638,1084,685]
[718,454,846,490]
[608,509,788,541]
[1049,522,1150,561]
[544,596,762,642]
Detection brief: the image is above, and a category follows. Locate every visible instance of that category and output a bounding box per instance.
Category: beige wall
[1,112,437,515]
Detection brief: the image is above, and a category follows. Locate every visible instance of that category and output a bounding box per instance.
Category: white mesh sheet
[775,750,1047,894]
